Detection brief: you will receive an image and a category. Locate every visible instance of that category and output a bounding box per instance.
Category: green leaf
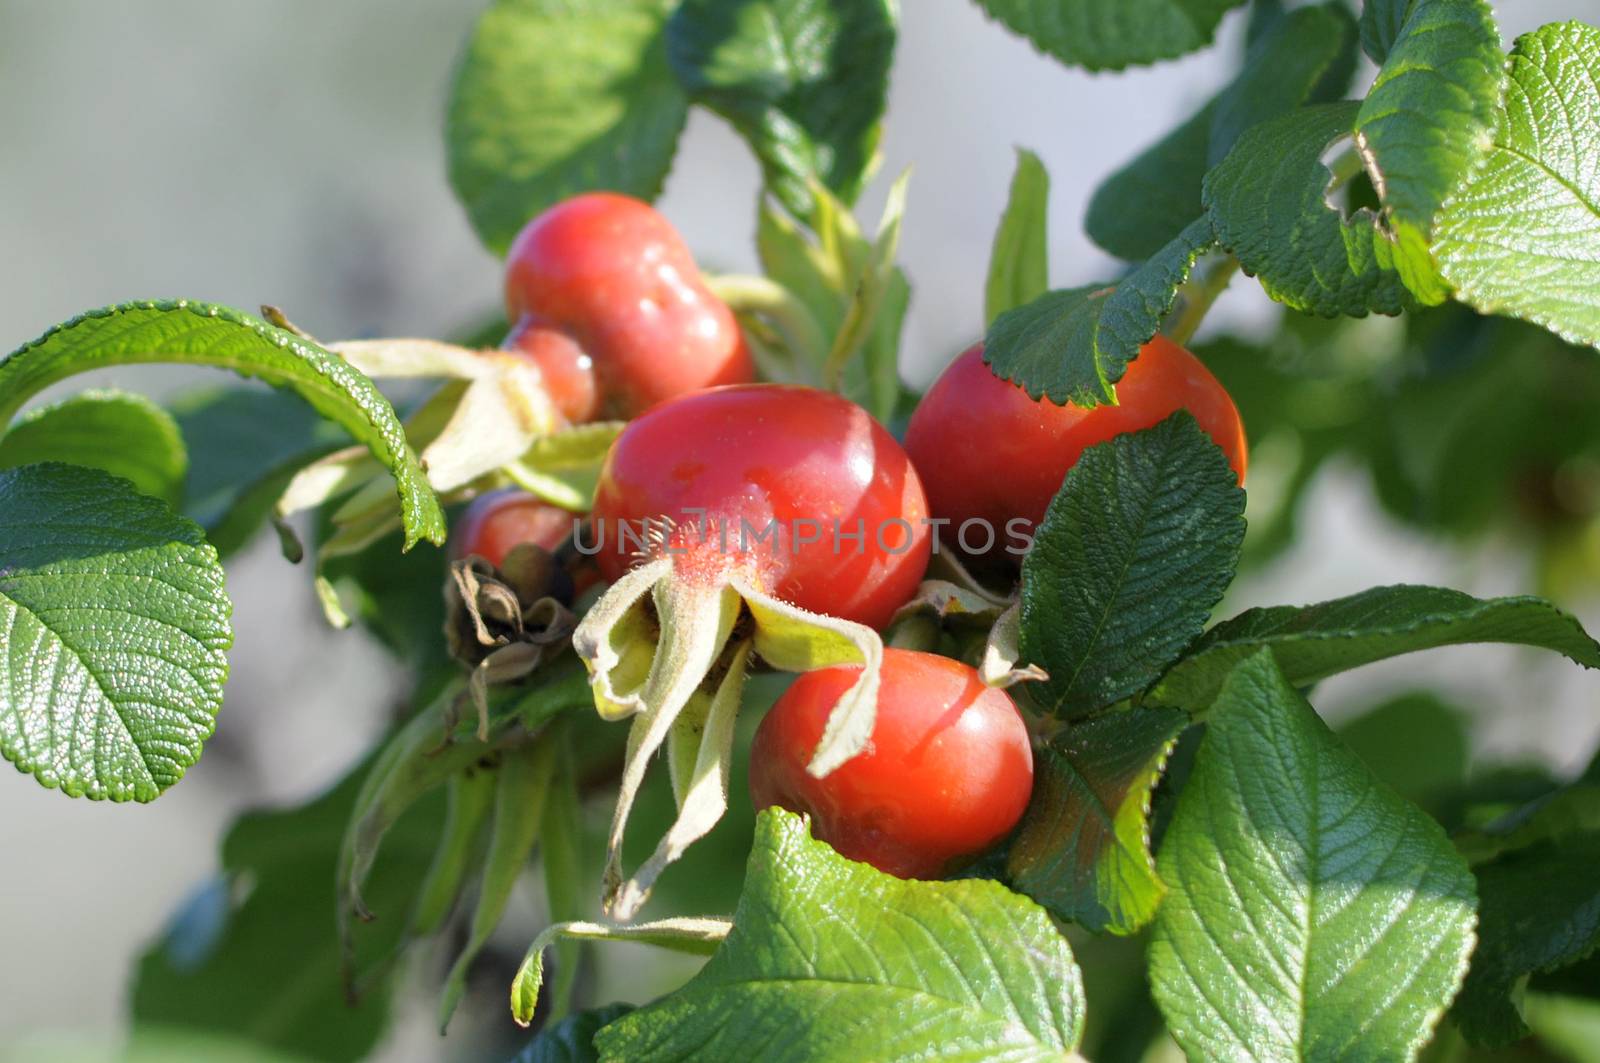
[131,749,446,1062]
[1085,104,1215,263]
[1206,101,1412,317]
[666,0,895,216]
[0,391,187,508]
[972,0,1246,72]
[1020,412,1246,717]
[0,464,231,801]
[1454,833,1600,1046]
[1151,584,1600,710]
[447,0,688,256]
[1150,651,1478,1062]
[1455,781,1600,865]
[986,148,1051,325]
[595,809,1087,1061]
[1006,707,1188,934]
[1360,0,1410,64]
[511,1005,636,1063]
[0,301,443,548]
[440,741,555,1032]
[1084,1,1356,260]
[1336,691,1470,813]
[986,217,1214,406]
[1436,22,1600,349]
[170,385,346,536]
[1207,1,1358,168]
[1354,0,1501,303]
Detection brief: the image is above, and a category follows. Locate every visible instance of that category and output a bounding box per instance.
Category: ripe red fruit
[590,383,930,631]
[453,489,574,569]
[501,317,600,425]
[749,648,1035,879]
[503,192,754,419]
[904,337,1247,560]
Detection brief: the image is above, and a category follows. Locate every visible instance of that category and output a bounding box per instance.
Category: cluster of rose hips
[454,192,1247,882]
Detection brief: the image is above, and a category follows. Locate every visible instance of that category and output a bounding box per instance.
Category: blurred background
[1,0,1596,1059]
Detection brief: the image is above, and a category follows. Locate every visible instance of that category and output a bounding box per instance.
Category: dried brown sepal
[446,546,578,739]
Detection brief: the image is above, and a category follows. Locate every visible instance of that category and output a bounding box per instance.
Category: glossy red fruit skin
[903,337,1247,558]
[453,489,576,570]
[749,648,1034,879]
[501,317,600,425]
[589,384,930,631]
[503,193,755,418]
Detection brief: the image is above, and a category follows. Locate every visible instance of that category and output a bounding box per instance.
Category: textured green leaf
[1006,707,1188,934]
[986,148,1051,326]
[0,464,231,801]
[596,809,1086,1061]
[1021,412,1245,717]
[447,0,688,255]
[1151,584,1600,710]
[972,0,1246,72]
[0,301,443,548]
[1206,102,1411,317]
[1360,0,1410,64]
[986,217,1214,406]
[512,1005,636,1063]
[0,390,187,507]
[667,0,894,216]
[1455,833,1600,1047]
[131,750,445,1062]
[1086,2,1356,261]
[1354,0,1501,302]
[1150,651,1478,1062]
[1436,22,1600,349]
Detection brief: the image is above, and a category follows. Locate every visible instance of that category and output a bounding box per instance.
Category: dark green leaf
[1150,651,1478,1061]
[1208,2,1357,167]
[986,148,1051,325]
[0,464,231,801]
[1455,781,1600,865]
[1085,104,1215,263]
[972,0,1247,72]
[1336,691,1470,814]
[447,0,688,256]
[596,809,1085,1061]
[170,385,347,554]
[510,1004,636,1063]
[986,217,1214,406]
[1007,707,1188,933]
[667,0,895,216]
[131,752,446,1062]
[0,391,187,508]
[1455,833,1600,1046]
[1205,102,1411,317]
[1436,21,1600,349]
[1151,584,1600,710]
[1086,3,1357,261]
[1021,412,1246,717]
[1354,0,1502,303]
[0,300,443,548]
[1360,0,1410,63]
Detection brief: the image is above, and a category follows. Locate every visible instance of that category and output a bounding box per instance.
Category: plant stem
[1165,254,1240,346]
